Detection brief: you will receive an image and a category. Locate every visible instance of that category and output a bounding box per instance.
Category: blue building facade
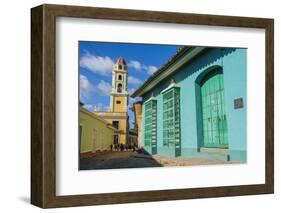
[131,47,247,162]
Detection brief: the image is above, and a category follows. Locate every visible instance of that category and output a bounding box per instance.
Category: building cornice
[160,81,181,94]
[144,96,157,104]
[111,92,128,96]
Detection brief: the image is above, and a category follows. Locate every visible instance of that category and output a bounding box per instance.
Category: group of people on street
[110,143,138,152]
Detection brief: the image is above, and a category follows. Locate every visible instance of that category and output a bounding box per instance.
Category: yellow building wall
[79,108,116,154]
[113,96,127,112]
[133,102,143,148]
[94,111,128,145]
[100,117,127,145]
[137,115,143,148]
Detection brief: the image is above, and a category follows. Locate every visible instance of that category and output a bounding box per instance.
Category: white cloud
[128,60,142,70]
[128,89,136,109]
[80,75,94,92]
[96,80,112,96]
[128,76,142,86]
[82,104,94,112]
[127,59,158,76]
[80,74,112,111]
[85,103,104,112]
[128,96,142,108]
[80,74,94,102]
[80,53,114,76]
[128,88,136,95]
[80,53,159,78]
[146,65,158,75]
[80,74,111,102]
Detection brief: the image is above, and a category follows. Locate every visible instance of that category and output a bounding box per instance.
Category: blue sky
[79,41,181,127]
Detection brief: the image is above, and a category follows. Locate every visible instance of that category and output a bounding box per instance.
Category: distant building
[131,47,247,162]
[79,106,119,157]
[128,129,138,148]
[133,101,143,148]
[94,57,129,146]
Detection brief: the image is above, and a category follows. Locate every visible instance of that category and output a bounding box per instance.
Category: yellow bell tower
[94,57,129,146]
[110,57,128,112]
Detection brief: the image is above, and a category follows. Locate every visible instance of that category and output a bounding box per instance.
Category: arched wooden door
[200,70,228,148]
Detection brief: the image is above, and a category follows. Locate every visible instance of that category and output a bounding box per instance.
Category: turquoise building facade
[131,47,247,162]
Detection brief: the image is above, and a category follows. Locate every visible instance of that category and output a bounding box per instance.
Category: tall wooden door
[201,71,228,148]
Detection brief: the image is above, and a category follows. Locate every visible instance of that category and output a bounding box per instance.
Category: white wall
[0,0,279,212]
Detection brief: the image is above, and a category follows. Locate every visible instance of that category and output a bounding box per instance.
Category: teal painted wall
[223,49,247,161]
[141,48,247,161]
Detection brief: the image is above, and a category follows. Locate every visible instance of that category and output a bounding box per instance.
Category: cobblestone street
[80,151,237,170]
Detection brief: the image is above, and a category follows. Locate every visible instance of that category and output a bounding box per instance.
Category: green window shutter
[144,99,157,149]
[162,87,181,152]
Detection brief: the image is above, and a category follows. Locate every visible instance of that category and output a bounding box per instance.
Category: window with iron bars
[144,100,157,147]
[163,87,180,147]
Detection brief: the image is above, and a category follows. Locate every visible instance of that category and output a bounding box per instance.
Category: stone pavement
[80,151,162,170]
[79,151,239,170]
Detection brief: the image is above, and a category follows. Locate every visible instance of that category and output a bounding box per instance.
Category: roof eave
[131,47,206,98]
